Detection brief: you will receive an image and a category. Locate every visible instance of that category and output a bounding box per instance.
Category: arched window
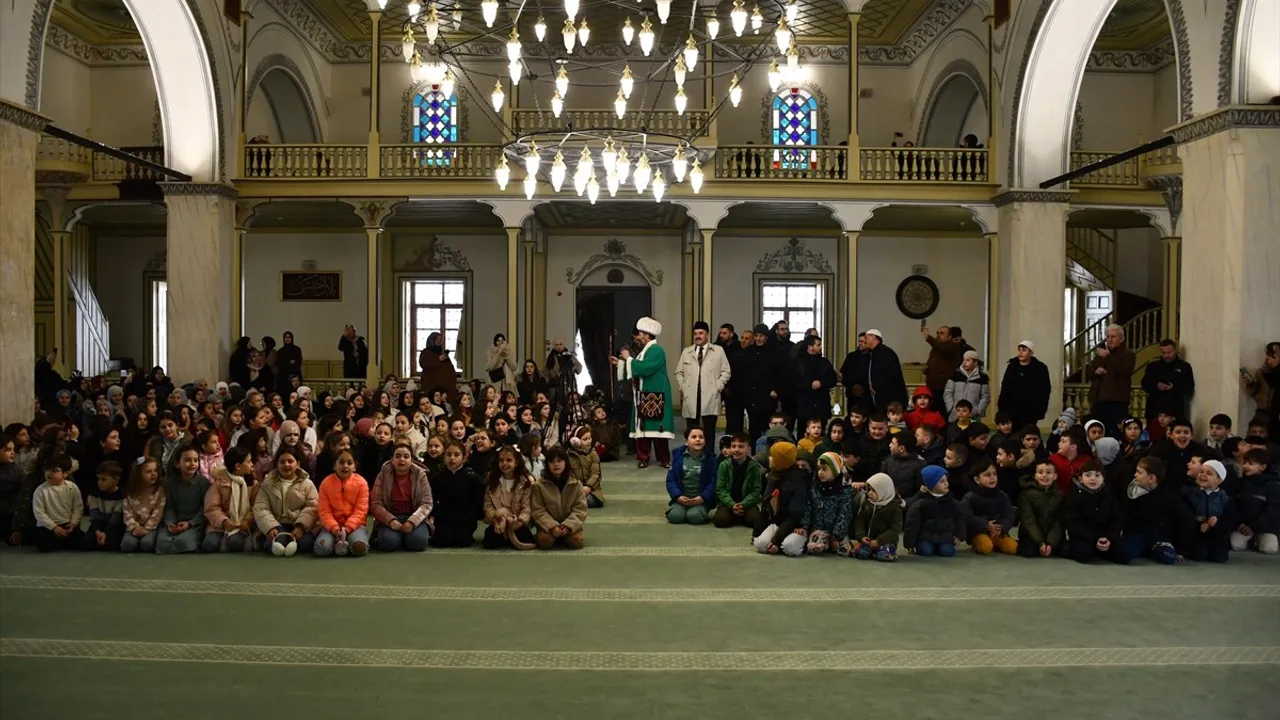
[771,87,819,169]
[412,86,458,165]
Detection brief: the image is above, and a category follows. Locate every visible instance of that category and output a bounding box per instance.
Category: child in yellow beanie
[751,442,809,556]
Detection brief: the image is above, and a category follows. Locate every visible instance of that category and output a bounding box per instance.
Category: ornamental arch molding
[247,53,323,143]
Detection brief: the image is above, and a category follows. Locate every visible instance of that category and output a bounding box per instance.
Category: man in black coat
[997,340,1052,432]
[338,324,369,380]
[862,329,907,413]
[717,324,747,436]
[792,335,838,429]
[840,332,871,407]
[741,324,780,443]
[771,321,797,426]
[1141,339,1195,433]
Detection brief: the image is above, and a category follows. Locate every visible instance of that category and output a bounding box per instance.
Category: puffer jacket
[370,462,433,528]
[1065,483,1124,543]
[253,468,319,533]
[959,485,1016,540]
[853,497,904,546]
[883,453,926,500]
[903,492,962,549]
[902,386,946,433]
[317,473,370,534]
[483,475,534,527]
[568,445,604,501]
[1018,477,1065,548]
[943,367,991,421]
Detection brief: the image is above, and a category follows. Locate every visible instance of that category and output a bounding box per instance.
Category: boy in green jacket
[712,433,763,528]
[1017,459,1066,557]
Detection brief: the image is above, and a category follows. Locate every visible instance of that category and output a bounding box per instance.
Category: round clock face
[895,275,939,320]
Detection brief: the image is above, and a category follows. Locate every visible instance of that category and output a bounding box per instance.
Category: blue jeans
[916,540,956,557]
[262,524,316,555]
[375,515,430,551]
[314,526,370,557]
[120,529,157,553]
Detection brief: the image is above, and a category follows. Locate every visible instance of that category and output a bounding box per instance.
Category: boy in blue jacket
[665,427,716,525]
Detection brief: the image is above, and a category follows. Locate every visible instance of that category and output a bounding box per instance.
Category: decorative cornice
[159,182,239,199]
[0,98,51,132]
[271,0,346,59]
[1168,106,1280,144]
[756,238,832,273]
[45,24,149,66]
[876,0,970,67]
[26,0,55,108]
[567,239,664,286]
[1146,175,1183,234]
[428,241,472,271]
[991,189,1074,207]
[1086,38,1176,72]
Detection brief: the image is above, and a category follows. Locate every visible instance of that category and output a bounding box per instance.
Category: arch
[1227,0,1280,105]
[921,71,985,147]
[909,28,990,141]
[247,56,322,143]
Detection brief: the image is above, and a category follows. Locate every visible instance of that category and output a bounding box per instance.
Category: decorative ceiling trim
[1167,105,1280,144]
[756,238,833,273]
[0,98,51,132]
[991,189,1074,207]
[1145,175,1182,234]
[1072,100,1084,151]
[566,239,664,286]
[395,238,473,272]
[26,0,55,109]
[247,54,323,143]
[1216,0,1240,107]
[757,82,831,144]
[400,81,471,144]
[860,0,972,67]
[45,24,150,66]
[917,58,990,146]
[1086,37,1176,72]
[1165,0,1194,121]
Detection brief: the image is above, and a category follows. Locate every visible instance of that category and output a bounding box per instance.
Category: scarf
[160,436,182,468]
[226,472,250,531]
[1127,480,1151,500]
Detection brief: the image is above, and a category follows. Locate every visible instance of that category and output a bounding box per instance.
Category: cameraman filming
[544,338,582,410]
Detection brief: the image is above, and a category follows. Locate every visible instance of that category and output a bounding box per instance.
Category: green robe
[617,340,675,439]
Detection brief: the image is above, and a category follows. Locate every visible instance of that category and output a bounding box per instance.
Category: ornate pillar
[701,229,714,326]
[505,227,521,348]
[843,230,859,349]
[1160,236,1181,341]
[993,190,1073,426]
[846,12,861,172]
[1171,107,1280,429]
[985,230,1000,415]
[355,200,395,384]
[160,182,238,384]
[522,235,536,359]
[0,100,46,423]
[367,10,382,178]
[41,186,76,374]
[231,200,263,346]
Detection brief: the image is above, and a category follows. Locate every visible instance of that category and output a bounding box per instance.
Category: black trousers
[748,411,773,445]
[723,398,746,437]
[686,415,718,446]
[429,520,477,548]
[36,526,84,553]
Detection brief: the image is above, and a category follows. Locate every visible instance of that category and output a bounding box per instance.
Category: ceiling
[863,204,980,231]
[51,0,140,45]
[534,200,689,229]
[1095,0,1171,50]
[719,201,840,230]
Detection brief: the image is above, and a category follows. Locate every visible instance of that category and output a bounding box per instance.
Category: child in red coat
[903,387,946,434]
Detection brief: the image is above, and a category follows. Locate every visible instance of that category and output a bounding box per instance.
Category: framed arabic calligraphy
[280,272,342,302]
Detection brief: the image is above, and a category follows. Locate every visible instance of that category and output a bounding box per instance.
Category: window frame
[397,273,472,379]
[411,85,459,166]
[753,273,833,350]
[771,87,820,169]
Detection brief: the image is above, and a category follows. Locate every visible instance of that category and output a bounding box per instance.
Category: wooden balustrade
[511,109,710,136]
[1062,384,1148,419]
[379,144,504,178]
[91,147,166,182]
[714,145,848,180]
[1068,151,1141,186]
[242,144,368,179]
[36,136,93,168]
[858,147,990,183]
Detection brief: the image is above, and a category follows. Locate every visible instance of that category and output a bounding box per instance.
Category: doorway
[575,285,652,394]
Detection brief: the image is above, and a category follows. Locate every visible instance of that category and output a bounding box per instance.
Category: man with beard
[862,329,907,413]
[771,320,797,427]
[717,324,748,436]
[742,324,781,443]
[792,335,838,429]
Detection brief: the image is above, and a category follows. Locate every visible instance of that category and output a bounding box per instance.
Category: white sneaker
[335,539,349,556]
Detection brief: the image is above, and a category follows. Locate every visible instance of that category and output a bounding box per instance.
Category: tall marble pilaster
[0,100,48,425]
[1171,107,1280,431]
[993,190,1073,426]
[160,183,237,385]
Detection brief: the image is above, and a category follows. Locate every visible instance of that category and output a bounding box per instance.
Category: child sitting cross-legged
[1065,459,1128,564]
[314,448,370,557]
[428,441,484,547]
[904,466,962,557]
[665,427,716,525]
[801,452,853,555]
[532,446,587,550]
[157,445,209,554]
[482,445,536,550]
[751,442,810,556]
[959,457,1018,555]
[1232,448,1280,555]
[1017,460,1065,557]
[568,426,604,508]
[712,433,763,528]
[201,447,259,553]
[1184,458,1234,563]
[253,448,318,557]
[370,441,433,552]
[31,453,84,552]
[1123,456,1194,565]
[80,460,125,552]
[121,457,165,553]
[850,472,903,561]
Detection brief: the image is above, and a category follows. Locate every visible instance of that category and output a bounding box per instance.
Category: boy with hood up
[751,442,810,556]
[903,387,946,434]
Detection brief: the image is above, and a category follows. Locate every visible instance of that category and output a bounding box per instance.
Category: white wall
[88,66,159,146]
[1079,72,1156,149]
[246,84,281,141]
[39,50,92,134]
[93,235,164,364]
[242,233,368,361]
[856,234,989,365]
[1151,64,1179,134]
[711,235,838,339]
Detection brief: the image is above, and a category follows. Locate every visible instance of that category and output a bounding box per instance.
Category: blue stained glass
[770,89,819,169]
[413,87,458,166]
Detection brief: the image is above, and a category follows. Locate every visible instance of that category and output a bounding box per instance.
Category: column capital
[1161,235,1182,246]
[0,99,49,132]
[1167,105,1280,145]
[343,198,398,229]
[159,182,238,199]
[991,188,1074,207]
[234,199,266,229]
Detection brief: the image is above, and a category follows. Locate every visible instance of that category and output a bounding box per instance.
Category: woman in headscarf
[277,333,305,392]
[485,333,518,394]
[229,337,253,387]
[247,351,275,394]
[419,331,459,411]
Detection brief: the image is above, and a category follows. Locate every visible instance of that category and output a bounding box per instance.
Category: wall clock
[895,275,939,320]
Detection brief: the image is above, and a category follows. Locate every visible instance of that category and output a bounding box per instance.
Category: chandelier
[386,0,808,198]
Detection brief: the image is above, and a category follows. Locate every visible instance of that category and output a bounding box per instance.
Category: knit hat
[866,472,897,506]
[1057,408,1077,429]
[1203,459,1227,481]
[921,465,948,492]
[963,350,980,362]
[753,323,770,334]
[818,451,844,477]
[693,320,710,333]
[1084,419,1104,435]
[1094,437,1121,466]
[1017,340,1035,352]
[795,447,816,468]
[278,420,301,441]
[769,441,797,471]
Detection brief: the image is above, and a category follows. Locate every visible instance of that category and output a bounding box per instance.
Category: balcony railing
[379,143,505,178]
[243,143,368,178]
[714,144,848,181]
[91,146,166,182]
[36,136,93,175]
[511,109,710,136]
[1069,146,1182,188]
[858,147,990,183]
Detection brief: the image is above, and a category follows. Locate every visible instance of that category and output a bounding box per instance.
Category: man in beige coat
[675,321,732,447]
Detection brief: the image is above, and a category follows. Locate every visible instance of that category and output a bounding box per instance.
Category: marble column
[701,229,714,327]
[505,227,520,349]
[1160,236,1181,341]
[985,230,1000,415]
[993,190,1072,426]
[160,182,237,385]
[1171,107,1280,430]
[843,230,859,348]
[0,100,48,425]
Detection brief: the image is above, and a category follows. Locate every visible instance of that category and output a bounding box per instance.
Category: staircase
[1066,227,1117,289]
[32,227,111,375]
[1062,306,1164,381]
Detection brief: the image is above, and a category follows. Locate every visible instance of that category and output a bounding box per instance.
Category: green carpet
[2,462,1278,719]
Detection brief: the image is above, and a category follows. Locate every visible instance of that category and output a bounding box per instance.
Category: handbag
[637,391,665,420]
[487,366,505,383]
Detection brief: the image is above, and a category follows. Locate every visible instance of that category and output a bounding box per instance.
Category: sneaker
[335,539,349,556]
[350,541,368,556]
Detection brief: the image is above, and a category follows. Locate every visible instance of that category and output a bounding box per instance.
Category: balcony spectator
[275,331,303,393]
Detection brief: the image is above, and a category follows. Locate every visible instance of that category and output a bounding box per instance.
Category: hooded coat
[903,386,946,433]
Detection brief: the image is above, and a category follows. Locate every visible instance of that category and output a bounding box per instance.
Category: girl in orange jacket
[315,448,369,557]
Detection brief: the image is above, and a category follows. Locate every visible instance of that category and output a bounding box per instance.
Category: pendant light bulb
[751,5,763,33]
[683,35,699,71]
[728,73,742,107]
[551,89,564,118]
[495,156,510,190]
[633,152,651,193]
[651,171,666,202]
[674,56,687,88]
[656,0,672,23]
[775,18,792,54]
[622,17,635,45]
[574,171,588,196]
[564,0,579,21]
[586,175,600,204]
[689,158,704,194]
[451,8,462,30]
[786,41,800,73]
[508,59,522,84]
[562,18,577,53]
[614,89,627,119]
[401,29,416,62]
[706,17,720,40]
[639,17,655,56]
[620,65,634,99]
[730,0,747,36]
[576,147,593,179]
[424,5,440,44]
[491,80,505,112]
[523,173,537,200]
[535,16,547,41]
[767,59,782,92]
[440,69,456,99]
[407,1,421,22]
[616,147,631,184]
[672,145,688,182]
[555,66,569,97]
[550,150,567,192]
[409,51,425,83]
[601,137,617,170]
[481,0,498,27]
[786,0,799,24]
[606,172,619,197]
[523,141,540,175]
[674,86,688,115]
[506,28,521,62]
[578,18,590,46]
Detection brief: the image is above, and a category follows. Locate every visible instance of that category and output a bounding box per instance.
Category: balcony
[511,109,711,137]
[35,137,167,185]
[1068,146,1182,188]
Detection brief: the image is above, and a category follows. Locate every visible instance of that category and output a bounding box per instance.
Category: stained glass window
[771,88,819,169]
[413,86,458,166]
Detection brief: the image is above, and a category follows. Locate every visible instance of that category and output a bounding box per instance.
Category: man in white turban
[612,316,675,468]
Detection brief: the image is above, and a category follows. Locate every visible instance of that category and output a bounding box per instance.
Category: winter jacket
[317,473,370,534]
[1234,471,1280,535]
[1184,486,1230,522]
[485,344,518,393]
[358,440,394,481]
[339,334,369,380]
[429,464,484,527]
[568,445,604,501]
[418,348,459,409]
[0,462,24,518]
[1048,453,1089,495]
[665,445,717,506]
[737,342,780,414]
[943,367,991,421]
[532,476,588,532]
[755,467,810,546]
[1086,343,1136,405]
[791,351,838,425]
[839,350,871,403]
[997,356,1052,428]
[674,342,731,418]
[716,457,765,508]
[864,343,908,413]
[959,485,1017,540]
[252,469,319,533]
[801,479,854,541]
[1065,484,1125,543]
[853,498,904,546]
[919,437,946,467]
[923,335,964,391]
[903,492,962,549]
[1018,478,1065,548]
[163,470,210,530]
[902,387,946,433]
[483,475,534,527]
[1124,483,1194,551]
[203,467,259,532]
[1140,356,1195,419]
[370,463,433,528]
[883,453,926,500]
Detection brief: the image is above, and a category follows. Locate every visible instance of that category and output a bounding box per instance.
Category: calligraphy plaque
[280,272,342,301]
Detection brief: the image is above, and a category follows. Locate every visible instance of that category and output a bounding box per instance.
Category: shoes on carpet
[335,539,349,556]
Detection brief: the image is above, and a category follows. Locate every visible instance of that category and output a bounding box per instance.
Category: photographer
[544,338,582,407]
[485,333,518,394]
